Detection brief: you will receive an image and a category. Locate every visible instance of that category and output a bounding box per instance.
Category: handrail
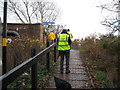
[0,42,57,89]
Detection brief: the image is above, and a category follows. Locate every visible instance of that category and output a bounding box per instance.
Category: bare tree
[6,0,60,23]
[97,0,119,35]
[35,0,60,23]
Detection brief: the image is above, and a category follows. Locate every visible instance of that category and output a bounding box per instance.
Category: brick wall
[7,23,44,43]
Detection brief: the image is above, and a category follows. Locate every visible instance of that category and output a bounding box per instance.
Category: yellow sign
[2,38,7,46]
[48,32,56,40]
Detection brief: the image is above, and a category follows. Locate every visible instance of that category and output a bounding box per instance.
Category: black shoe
[66,70,70,74]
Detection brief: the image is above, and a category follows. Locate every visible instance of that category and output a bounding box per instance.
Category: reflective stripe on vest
[58,34,70,50]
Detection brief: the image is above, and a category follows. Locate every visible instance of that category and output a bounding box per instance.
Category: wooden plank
[44,50,91,89]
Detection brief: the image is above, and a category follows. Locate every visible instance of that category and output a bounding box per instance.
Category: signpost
[0,17,2,90]
[2,0,7,75]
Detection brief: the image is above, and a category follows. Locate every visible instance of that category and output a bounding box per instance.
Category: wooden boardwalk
[43,50,91,89]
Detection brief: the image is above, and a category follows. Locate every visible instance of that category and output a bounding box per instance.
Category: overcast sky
[0,0,112,39]
[53,0,108,39]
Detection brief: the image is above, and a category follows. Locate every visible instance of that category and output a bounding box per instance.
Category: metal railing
[0,41,57,90]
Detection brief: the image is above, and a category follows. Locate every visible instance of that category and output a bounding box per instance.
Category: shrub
[79,34,120,88]
[7,34,44,71]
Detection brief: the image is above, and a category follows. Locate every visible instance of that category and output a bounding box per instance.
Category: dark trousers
[60,51,70,72]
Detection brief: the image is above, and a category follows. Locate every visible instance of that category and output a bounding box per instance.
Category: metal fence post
[31,49,37,90]
[46,41,50,71]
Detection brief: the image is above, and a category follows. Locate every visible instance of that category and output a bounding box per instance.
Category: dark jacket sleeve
[57,37,59,45]
[68,35,71,45]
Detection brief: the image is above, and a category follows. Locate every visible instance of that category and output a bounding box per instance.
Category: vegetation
[72,33,120,88]
[7,60,58,89]
[4,0,61,23]
[7,34,58,89]
[7,34,43,71]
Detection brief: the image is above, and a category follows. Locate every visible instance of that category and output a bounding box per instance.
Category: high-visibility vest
[58,33,70,51]
[48,32,56,40]
[67,32,73,39]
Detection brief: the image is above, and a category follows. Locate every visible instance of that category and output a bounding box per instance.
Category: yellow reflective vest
[67,32,73,39]
[58,33,70,51]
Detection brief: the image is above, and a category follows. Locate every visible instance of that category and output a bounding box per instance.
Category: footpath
[44,50,91,89]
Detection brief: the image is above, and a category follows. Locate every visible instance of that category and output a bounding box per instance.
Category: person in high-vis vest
[48,32,56,41]
[67,29,73,39]
[57,29,71,74]
[48,32,56,44]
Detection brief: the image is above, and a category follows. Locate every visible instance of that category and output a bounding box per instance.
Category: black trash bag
[54,76,72,90]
